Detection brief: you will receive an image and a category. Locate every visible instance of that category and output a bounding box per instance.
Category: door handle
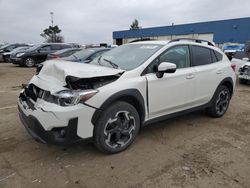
[186,74,195,79]
[216,70,223,74]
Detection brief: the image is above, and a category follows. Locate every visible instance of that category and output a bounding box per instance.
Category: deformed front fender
[91,89,146,126]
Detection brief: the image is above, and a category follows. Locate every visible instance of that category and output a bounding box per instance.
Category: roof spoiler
[169,38,214,46]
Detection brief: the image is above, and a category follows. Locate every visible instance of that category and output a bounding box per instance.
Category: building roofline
[113,17,250,33]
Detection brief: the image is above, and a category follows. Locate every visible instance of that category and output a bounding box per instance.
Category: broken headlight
[49,89,98,106]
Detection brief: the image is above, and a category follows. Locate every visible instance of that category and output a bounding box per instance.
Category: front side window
[191,46,213,66]
[146,45,190,73]
[40,45,51,52]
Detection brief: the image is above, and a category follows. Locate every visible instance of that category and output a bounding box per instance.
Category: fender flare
[91,89,146,126]
[217,77,234,97]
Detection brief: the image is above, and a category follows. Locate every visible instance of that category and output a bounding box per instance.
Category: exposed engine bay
[65,74,122,90]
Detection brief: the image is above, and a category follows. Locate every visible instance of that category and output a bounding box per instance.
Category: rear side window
[191,46,212,66]
[210,50,218,63]
[61,44,71,49]
[214,51,223,61]
[51,45,62,50]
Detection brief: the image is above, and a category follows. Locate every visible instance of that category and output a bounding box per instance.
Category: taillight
[231,64,236,72]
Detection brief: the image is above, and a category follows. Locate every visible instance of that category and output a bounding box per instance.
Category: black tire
[5,57,11,63]
[207,85,231,118]
[94,101,140,154]
[239,78,247,85]
[24,57,35,67]
[3,55,11,63]
[2,56,6,63]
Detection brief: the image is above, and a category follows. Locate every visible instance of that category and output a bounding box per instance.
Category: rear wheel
[94,101,140,154]
[207,85,231,118]
[24,57,35,67]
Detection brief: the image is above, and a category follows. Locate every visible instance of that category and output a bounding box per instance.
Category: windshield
[27,44,42,51]
[63,49,94,61]
[12,47,29,53]
[0,44,11,50]
[90,44,163,70]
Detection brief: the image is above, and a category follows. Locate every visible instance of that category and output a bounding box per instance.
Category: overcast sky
[0,0,249,44]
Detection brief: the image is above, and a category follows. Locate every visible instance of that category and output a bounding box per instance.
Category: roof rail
[129,38,155,43]
[169,38,214,46]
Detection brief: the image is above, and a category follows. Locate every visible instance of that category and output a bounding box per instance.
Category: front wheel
[207,85,231,118]
[94,101,140,154]
[24,57,35,67]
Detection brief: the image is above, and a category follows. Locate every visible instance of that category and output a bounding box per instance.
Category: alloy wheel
[215,90,230,116]
[104,111,136,149]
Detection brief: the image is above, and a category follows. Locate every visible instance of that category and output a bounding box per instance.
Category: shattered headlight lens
[48,89,98,106]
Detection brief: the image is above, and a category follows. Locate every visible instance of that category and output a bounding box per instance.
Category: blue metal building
[113,17,250,45]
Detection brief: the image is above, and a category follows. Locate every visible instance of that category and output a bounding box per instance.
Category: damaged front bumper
[18,89,96,145]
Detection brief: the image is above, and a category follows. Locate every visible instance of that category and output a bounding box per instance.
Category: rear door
[190,45,224,106]
[145,45,197,119]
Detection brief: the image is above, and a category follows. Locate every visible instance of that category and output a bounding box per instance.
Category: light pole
[50,12,54,42]
[171,23,174,40]
[50,12,54,27]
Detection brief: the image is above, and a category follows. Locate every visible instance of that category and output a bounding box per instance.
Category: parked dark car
[12,43,72,67]
[0,43,29,62]
[5,46,31,63]
[47,48,82,60]
[62,48,110,63]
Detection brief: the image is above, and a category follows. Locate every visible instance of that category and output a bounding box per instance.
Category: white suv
[18,39,236,153]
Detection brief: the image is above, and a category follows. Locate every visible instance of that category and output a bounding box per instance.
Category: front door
[145,45,196,119]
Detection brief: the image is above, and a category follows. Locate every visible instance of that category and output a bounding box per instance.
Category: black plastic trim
[91,89,145,126]
[143,102,210,126]
[18,106,81,145]
[169,38,214,46]
[217,77,234,97]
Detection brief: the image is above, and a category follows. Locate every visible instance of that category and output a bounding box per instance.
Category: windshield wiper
[72,54,78,61]
[97,56,102,66]
[103,58,119,69]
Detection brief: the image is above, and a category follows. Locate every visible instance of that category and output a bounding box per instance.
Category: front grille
[10,53,16,58]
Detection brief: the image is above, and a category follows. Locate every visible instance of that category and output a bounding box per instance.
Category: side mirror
[37,49,41,53]
[156,62,177,78]
[242,57,249,62]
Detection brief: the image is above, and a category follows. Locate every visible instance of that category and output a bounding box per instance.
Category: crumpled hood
[37,60,124,86]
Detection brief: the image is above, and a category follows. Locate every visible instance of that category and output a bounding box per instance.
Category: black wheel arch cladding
[91,89,145,126]
[217,77,234,98]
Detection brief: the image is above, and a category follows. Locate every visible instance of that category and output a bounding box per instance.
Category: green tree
[130,19,141,30]
[130,19,142,30]
[40,25,64,43]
